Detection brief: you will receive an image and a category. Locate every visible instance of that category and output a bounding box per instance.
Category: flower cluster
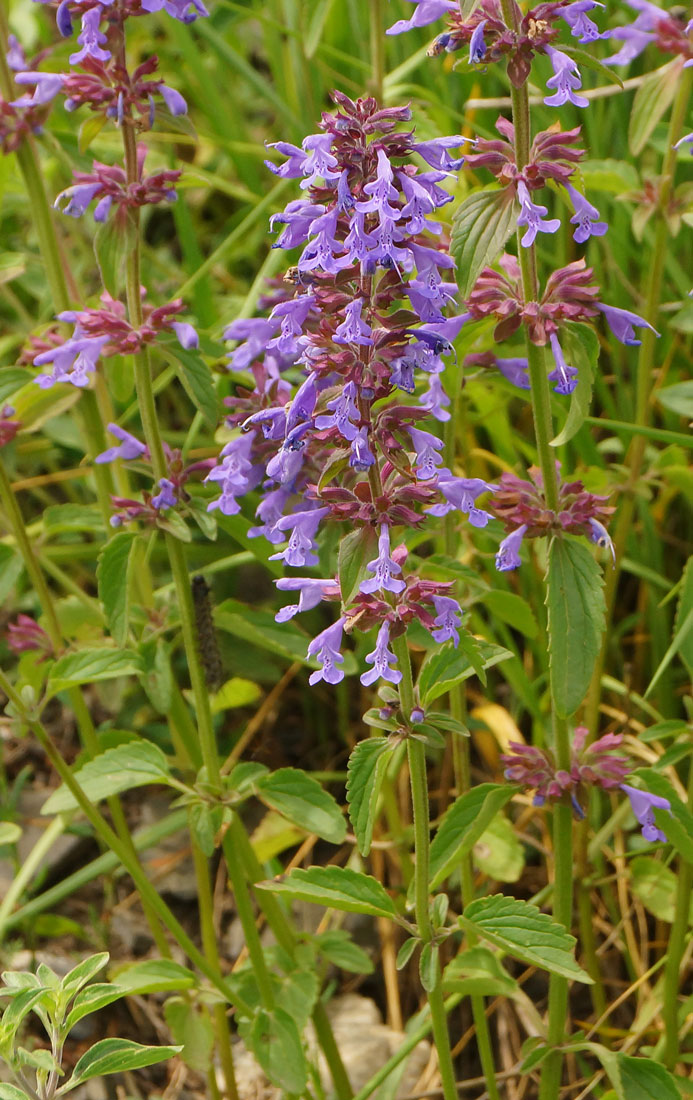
[501,727,671,842]
[490,464,614,570]
[0,38,54,153]
[206,93,488,688]
[33,292,197,388]
[604,2,693,68]
[54,146,180,222]
[7,614,53,656]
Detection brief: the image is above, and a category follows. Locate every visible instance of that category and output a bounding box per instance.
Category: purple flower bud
[54,182,102,218]
[96,423,146,464]
[543,46,589,109]
[588,518,615,563]
[674,133,693,155]
[270,507,329,568]
[408,426,444,480]
[469,20,487,63]
[620,784,671,844]
[56,0,74,37]
[596,303,659,346]
[430,595,463,646]
[6,35,27,70]
[171,321,199,349]
[361,621,402,687]
[496,357,531,389]
[564,182,608,243]
[307,617,346,686]
[496,525,527,572]
[93,194,113,222]
[517,181,561,248]
[152,477,177,510]
[275,577,339,622]
[12,71,64,108]
[160,83,188,116]
[410,707,425,723]
[548,333,578,395]
[349,426,375,471]
[361,525,406,596]
[265,141,308,179]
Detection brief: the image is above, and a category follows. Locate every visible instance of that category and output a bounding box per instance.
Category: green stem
[222,817,276,1010]
[391,636,458,1100]
[0,816,65,941]
[659,758,693,1070]
[370,0,385,101]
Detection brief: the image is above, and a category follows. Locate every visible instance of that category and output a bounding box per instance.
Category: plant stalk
[659,759,693,1069]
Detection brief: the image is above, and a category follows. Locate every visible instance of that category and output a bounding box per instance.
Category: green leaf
[164,1000,214,1074]
[451,188,518,298]
[61,953,109,997]
[635,769,693,862]
[305,0,336,57]
[42,741,173,814]
[551,323,598,447]
[97,532,135,647]
[480,590,538,638]
[93,215,136,298]
[461,895,592,983]
[255,768,346,845]
[0,545,24,604]
[0,369,33,404]
[215,599,356,674]
[0,1086,33,1100]
[248,1008,307,1094]
[590,1048,682,1100]
[419,942,439,993]
[443,946,519,998]
[346,737,394,856]
[579,159,639,194]
[257,865,399,920]
[429,784,515,889]
[210,677,262,713]
[161,338,218,428]
[43,504,104,534]
[315,930,374,974]
[628,60,681,156]
[656,381,693,419]
[0,822,21,846]
[629,856,684,923]
[338,526,378,608]
[473,814,524,883]
[47,647,143,696]
[78,113,107,153]
[58,1038,180,1094]
[396,937,419,971]
[546,537,605,718]
[111,959,196,996]
[139,638,173,714]
[418,639,512,707]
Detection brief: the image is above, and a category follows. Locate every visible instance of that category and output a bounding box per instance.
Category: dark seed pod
[191,575,223,691]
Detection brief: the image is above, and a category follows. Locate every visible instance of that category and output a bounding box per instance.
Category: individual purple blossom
[564,182,608,243]
[269,507,329,568]
[152,477,177,510]
[349,426,375,471]
[361,621,402,687]
[620,784,671,844]
[267,294,316,356]
[270,200,326,249]
[543,47,589,109]
[6,35,27,71]
[69,8,110,65]
[386,0,457,37]
[496,357,530,389]
[33,332,108,388]
[286,373,318,432]
[548,333,578,395]
[602,1,661,66]
[408,426,444,480]
[516,181,561,248]
[265,438,305,486]
[248,486,291,542]
[398,172,444,235]
[496,525,527,571]
[96,423,147,464]
[171,321,199,349]
[588,518,615,563]
[307,617,346,686]
[420,372,451,421]
[430,595,463,646]
[299,208,345,275]
[561,1,606,42]
[275,577,339,622]
[596,303,659,346]
[11,72,64,108]
[356,148,402,221]
[159,84,188,116]
[224,317,279,371]
[390,355,416,394]
[361,526,406,596]
[140,0,209,23]
[674,133,693,155]
[300,133,341,191]
[428,471,496,526]
[54,182,103,218]
[469,21,487,63]
[413,137,467,173]
[315,381,360,441]
[206,432,257,515]
[334,299,373,345]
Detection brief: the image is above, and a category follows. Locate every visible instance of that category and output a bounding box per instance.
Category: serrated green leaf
[418,639,512,707]
[589,1046,683,1100]
[47,647,143,697]
[42,741,172,814]
[546,537,605,717]
[462,896,592,983]
[451,188,518,298]
[338,526,378,608]
[629,856,683,922]
[628,60,681,156]
[551,322,598,447]
[255,768,346,845]
[257,865,399,920]
[58,1038,180,1093]
[97,532,135,647]
[429,784,514,889]
[346,737,393,856]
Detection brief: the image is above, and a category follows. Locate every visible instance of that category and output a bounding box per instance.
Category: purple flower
[300,133,341,191]
[430,595,463,646]
[265,438,305,486]
[265,141,307,179]
[275,577,339,622]
[96,423,146,464]
[543,47,589,109]
[206,432,257,514]
[496,357,530,389]
[561,1,606,42]
[349,426,376,471]
[674,133,693,155]
[315,381,360,441]
[270,200,326,249]
[342,211,372,267]
[56,1,73,37]
[224,317,279,370]
[602,1,661,66]
[356,148,401,221]
[249,486,291,542]
[307,617,346,686]
[495,525,527,571]
[428,471,496,526]
[6,35,27,70]
[361,621,402,687]
[93,195,113,222]
[54,182,103,218]
[386,0,457,36]
[408,426,444,480]
[160,84,188,116]
[269,507,329,568]
[152,477,177,510]
[620,784,671,844]
[267,294,316,356]
[588,518,615,563]
[420,372,451,421]
[70,8,110,65]
[365,216,412,273]
[548,333,578,395]
[286,373,318,432]
[360,525,406,596]
[596,303,659,346]
[399,170,450,235]
[171,321,199,349]
[334,299,373,346]
[140,0,209,23]
[34,332,108,388]
[516,181,561,248]
[469,20,487,63]
[564,182,607,243]
[413,136,467,172]
[11,71,63,108]
[299,208,346,275]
